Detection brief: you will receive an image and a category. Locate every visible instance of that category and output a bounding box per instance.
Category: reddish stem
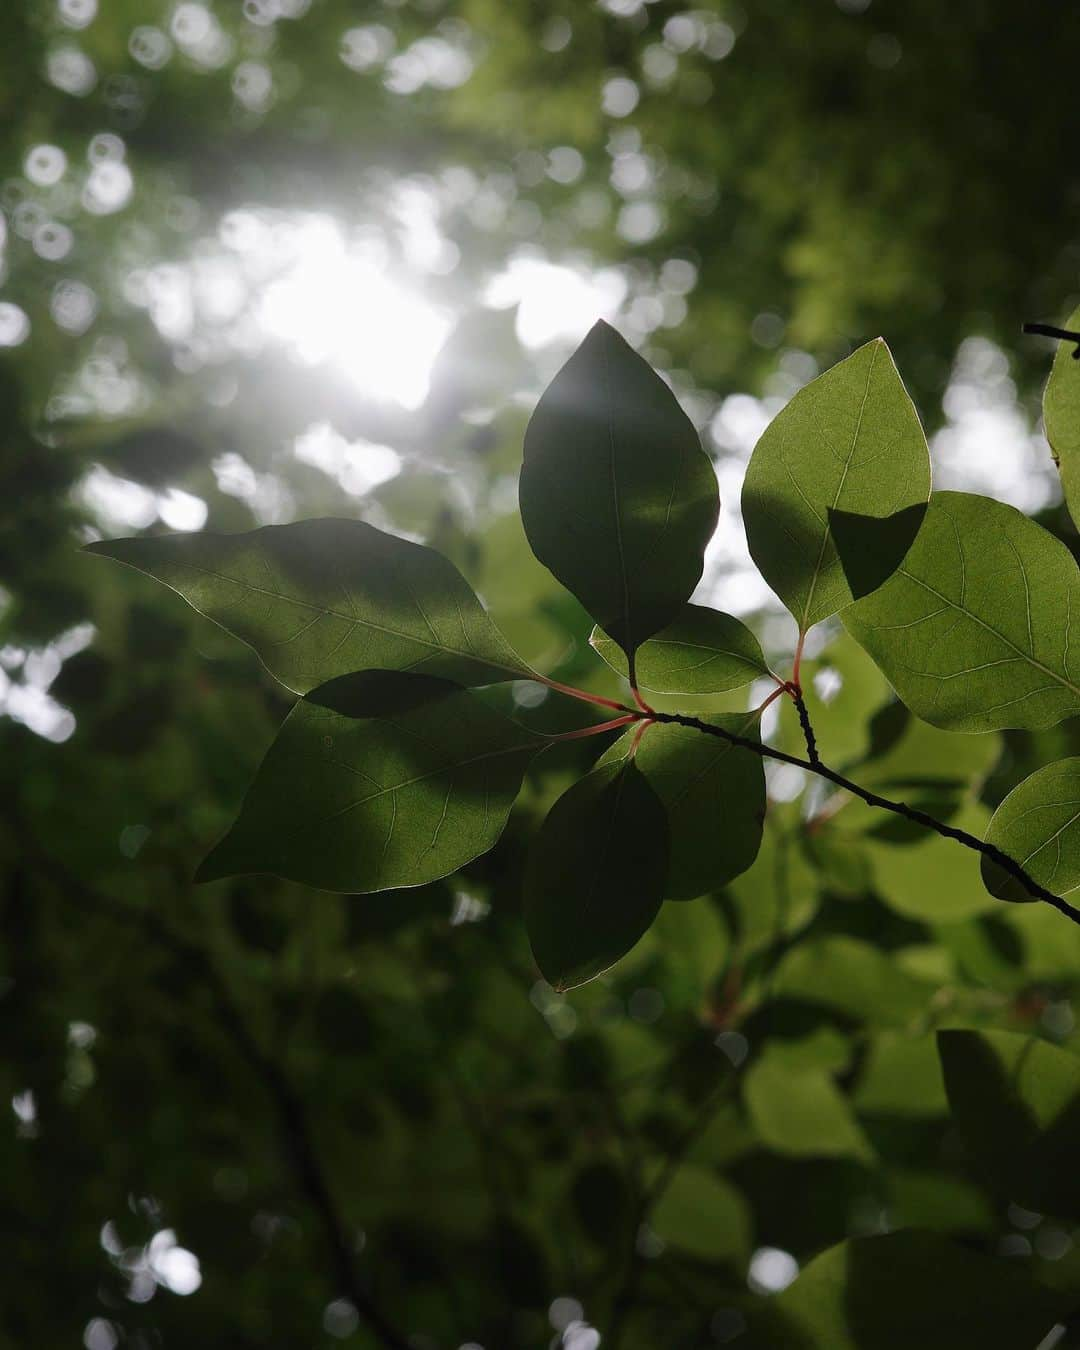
[550,713,640,742]
[536,675,634,714]
[791,631,806,692]
[754,683,789,717]
[629,718,654,756]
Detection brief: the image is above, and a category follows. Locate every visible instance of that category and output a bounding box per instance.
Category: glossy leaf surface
[598,713,765,899]
[981,757,1080,902]
[524,759,668,990]
[87,518,531,693]
[845,491,1080,731]
[742,338,930,632]
[519,320,719,656]
[197,682,545,891]
[590,603,769,693]
[1043,301,1080,531]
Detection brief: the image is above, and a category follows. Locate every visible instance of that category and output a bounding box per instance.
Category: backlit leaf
[651,1165,751,1264]
[1043,301,1080,531]
[590,603,769,694]
[197,681,546,891]
[87,517,532,693]
[524,759,668,990]
[741,338,930,632]
[844,491,1080,731]
[745,1057,874,1162]
[937,1028,1080,1216]
[519,320,719,657]
[597,713,765,899]
[981,758,1080,903]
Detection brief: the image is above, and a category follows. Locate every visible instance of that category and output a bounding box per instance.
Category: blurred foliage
[3,1,1080,1347]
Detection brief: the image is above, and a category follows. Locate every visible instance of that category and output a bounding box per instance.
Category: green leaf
[1043,302,1080,531]
[864,802,998,922]
[590,603,769,694]
[744,1056,874,1162]
[726,808,820,954]
[771,936,934,1028]
[741,338,930,632]
[981,758,1080,902]
[597,714,765,899]
[845,491,1080,731]
[650,1164,751,1264]
[197,680,546,891]
[87,517,532,694]
[757,1231,1065,1350]
[854,1035,949,1117]
[937,1028,1080,1217]
[524,759,668,990]
[519,320,719,656]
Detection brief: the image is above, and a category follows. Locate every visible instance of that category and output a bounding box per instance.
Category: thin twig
[1024,321,1080,359]
[647,710,1080,927]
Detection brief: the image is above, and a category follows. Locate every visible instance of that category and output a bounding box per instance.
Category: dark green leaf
[756,1230,1065,1349]
[650,1164,751,1264]
[87,517,532,694]
[197,683,546,891]
[590,603,769,694]
[844,491,1080,731]
[597,713,765,899]
[524,759,668,990]
[745,1050,873,1162]
[938,1028,1080,1216]
[741,338,930,632]
[981,758,1080,902]
[1043,302,1080,532]
[519,320,719,656]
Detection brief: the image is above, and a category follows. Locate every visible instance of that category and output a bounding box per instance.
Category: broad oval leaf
[590,603,769,694]
[1043,301,1080,531]
[741,338,931,632]
[981,758,1080,903]
[86,517,532,694]
[519,320,719,657]
[524,759,668,990]
[197,681,546,891]
[755,1230,1066,1350]
[844,491,1080,732]
[597,714,765,899]
[938,1028,1080,1217]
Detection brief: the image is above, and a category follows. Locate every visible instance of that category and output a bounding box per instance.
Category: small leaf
[650,1165,751,1265]
[524,760,668,990]
[741,338,930,632]
[981,758,1080,902]
[1043,301,1080,531]
[197,681,546,891]
[938,1028,1080,1217]
[519,320,719,656]
[756,1230,1066,1350]
[590,603,769,694]
[744,1055,874,1163]
[599,714,764,899]
[844,491,1080,731]
[87,517,531,694]
[772,935,934,1028]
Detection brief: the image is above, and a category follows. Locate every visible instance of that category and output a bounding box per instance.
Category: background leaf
[198,682,545,891]
[844,491,1080,731]
[519,320,719,656]
[650,1164,751,1265]
[88,518,532,693]
[1043,301,1080,531]
[741,338,930,632]
[982,758,1080,902]
[937,1029,1080,1217]
[590,603,769,694]
[524,759,669,990]
[598,713,765,899]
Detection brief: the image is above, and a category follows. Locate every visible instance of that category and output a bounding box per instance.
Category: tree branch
[649,709,1080,928]
[1023,321,1080,358]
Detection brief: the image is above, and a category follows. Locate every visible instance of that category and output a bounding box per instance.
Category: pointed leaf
[524,759,668,990]
[1043,301,1080,531]
[938,1028,1080,1217]
[756,1231,1065,1350]
[87,518,531,694]
[590,603,769,694]
[844,491,1080,731]
[597,714,765,899]
[519,320,719,656]
[741,338,930,631]
[650,1165,751,1265]
[744,1057,874,1162]
[197,682,546,891]
[981,758,1080,903]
